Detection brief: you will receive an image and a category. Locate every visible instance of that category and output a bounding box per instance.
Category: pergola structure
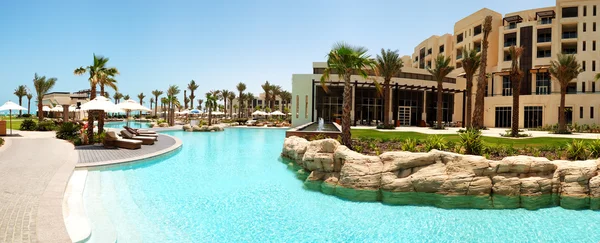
[312,80,467,127]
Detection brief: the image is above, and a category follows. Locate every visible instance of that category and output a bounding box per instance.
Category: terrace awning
[530,65,551,73]
[536,10,556,19]
[315,80,465,94]
[503,15,523,25]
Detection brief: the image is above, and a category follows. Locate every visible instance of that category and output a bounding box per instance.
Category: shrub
[21,114,32,118]
[0,137,4,146]
[566,140,588,160]
[423,135,447,151]
[459,129,484,155]
[401,138,417,152]
[588,139,600,159]
[56,122,82,141]
[93,132,106,144]
[19,119,37,131]
[234,118,248,125]
[376,124,396,130]
[36,121,55,131]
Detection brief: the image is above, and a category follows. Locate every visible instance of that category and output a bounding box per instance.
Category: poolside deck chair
[104,131,142,149]
[120,130,155,145]
[124,126,158,140]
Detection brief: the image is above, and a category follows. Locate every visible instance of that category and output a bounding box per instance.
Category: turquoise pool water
[83,128,600,242]
[102,121,150,129]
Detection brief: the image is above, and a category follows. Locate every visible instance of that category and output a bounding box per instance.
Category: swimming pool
[83,128,600,242]
[102,121,150,129]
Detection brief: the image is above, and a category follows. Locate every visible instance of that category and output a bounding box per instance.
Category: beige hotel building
[291,0,600,128]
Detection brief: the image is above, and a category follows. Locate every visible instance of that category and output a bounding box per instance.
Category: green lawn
[0,118,36,130]
[351,129,589,148]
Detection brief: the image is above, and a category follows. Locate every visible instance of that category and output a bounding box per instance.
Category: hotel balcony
[536,37,552,47]
[561,31,578,43]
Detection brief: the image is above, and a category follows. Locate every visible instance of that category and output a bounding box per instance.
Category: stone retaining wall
[281,136,600,210]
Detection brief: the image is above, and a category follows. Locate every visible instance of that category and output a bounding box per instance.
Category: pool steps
[84,171,118,243]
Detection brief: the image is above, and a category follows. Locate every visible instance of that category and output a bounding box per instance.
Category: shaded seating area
[120,130,156,145]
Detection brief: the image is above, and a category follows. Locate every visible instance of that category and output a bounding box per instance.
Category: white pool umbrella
[0,101,27,135]
[80,96,121,112]
[50,105,63,112]
[42,106,51,112]
[251,110,263,116]
[270,110,285,116]
[116,100,152,126]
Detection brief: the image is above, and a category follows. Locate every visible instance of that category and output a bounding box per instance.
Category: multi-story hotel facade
[291,0,600,128]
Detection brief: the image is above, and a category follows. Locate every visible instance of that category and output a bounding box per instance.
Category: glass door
[397,106,411,126]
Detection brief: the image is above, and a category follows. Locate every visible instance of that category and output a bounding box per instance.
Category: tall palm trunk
[559,88,567,133]
[27,98,31,115]
[436,80,443,129]
[342,73,353,148]
[88,86,97,144]
[98,85,105,134]
[466,76,473,128]
[511,80,521,136]
[37,99,43,121]
[472,16,492,129]
[383,80,391,126]
[208,107,213,126]
[18,97,23,116]
[224,98,227,115]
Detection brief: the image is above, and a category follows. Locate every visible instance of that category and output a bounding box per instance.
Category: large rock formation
[182,124,226,132]
[281,136,600,210]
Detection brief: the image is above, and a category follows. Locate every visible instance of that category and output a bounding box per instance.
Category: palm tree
[26,93,33,115]
[33,73,57,121]
[549,54,583,134]
[161,97,169,118]
[261,81,272,110]
[152,90,163,116]
[507,46,524,137]
[461,48,481,128]
[221,90,231,114]
[124,94,130,100]
[236,82,246,117]
[246,92,255,117]
[427,54,455,129]
[374,49,404,127]
[228,93,236,117]
[74,54,119,142]
[167,85,181,126]
[14,85,28,116]
[472,16,493,129]
[271,85,282,110]
[188,80,199,109]
[184,90,190,110]
[197,99,204,111]
[279,91,292,112]
[205,91,219,126]
[149,97,154,112]
[137,93,146,105]
[113,92,123,104]
[321,42,376,147]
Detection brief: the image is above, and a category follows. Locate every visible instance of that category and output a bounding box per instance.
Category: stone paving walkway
[0,131,76,243]
[76,134,177,164]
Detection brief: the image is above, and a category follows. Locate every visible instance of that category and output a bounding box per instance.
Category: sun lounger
[124,126,158,140]
[104,131,142,149]
[120,130,156,145]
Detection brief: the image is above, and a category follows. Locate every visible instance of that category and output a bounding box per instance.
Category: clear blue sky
[0,0,551,112]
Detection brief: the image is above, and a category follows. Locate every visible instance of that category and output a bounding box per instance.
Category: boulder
[409,162,447,193]
[336,147,383,190]
[491,176,521,196]
[444,154,490,176]
[158,123,169,127]
[301,139,340,172]
[282,136,309,162]
[192,125,202,131]
[183,124,192,132]
[380,151,437,172]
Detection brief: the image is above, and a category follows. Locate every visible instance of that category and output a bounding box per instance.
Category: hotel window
[594,6,597,16]
[495,107,512,128]
[592,107,595,119]
[562,7,578,18]
[594,41,597,51]
[593,82,596,93]
[537,30,552,43]
[594,61,597,72]
[427,48,432,55]
[582,82,586,93]
[474,25,482,36]
[457,34,463,43]
[536,73,551,95]
[439,45,445,53]
[304,95,308,118]
[537,48,551,58]
[524,106,543,128]
[594,22,597,32]
[580,107,584,119]
[568,83,577,94]
[296,95,299,118]
[584,6,587,16]
[584,23,587,32]
[583,41,587,51]
[502,76,512,96]
[583,61,586,71]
